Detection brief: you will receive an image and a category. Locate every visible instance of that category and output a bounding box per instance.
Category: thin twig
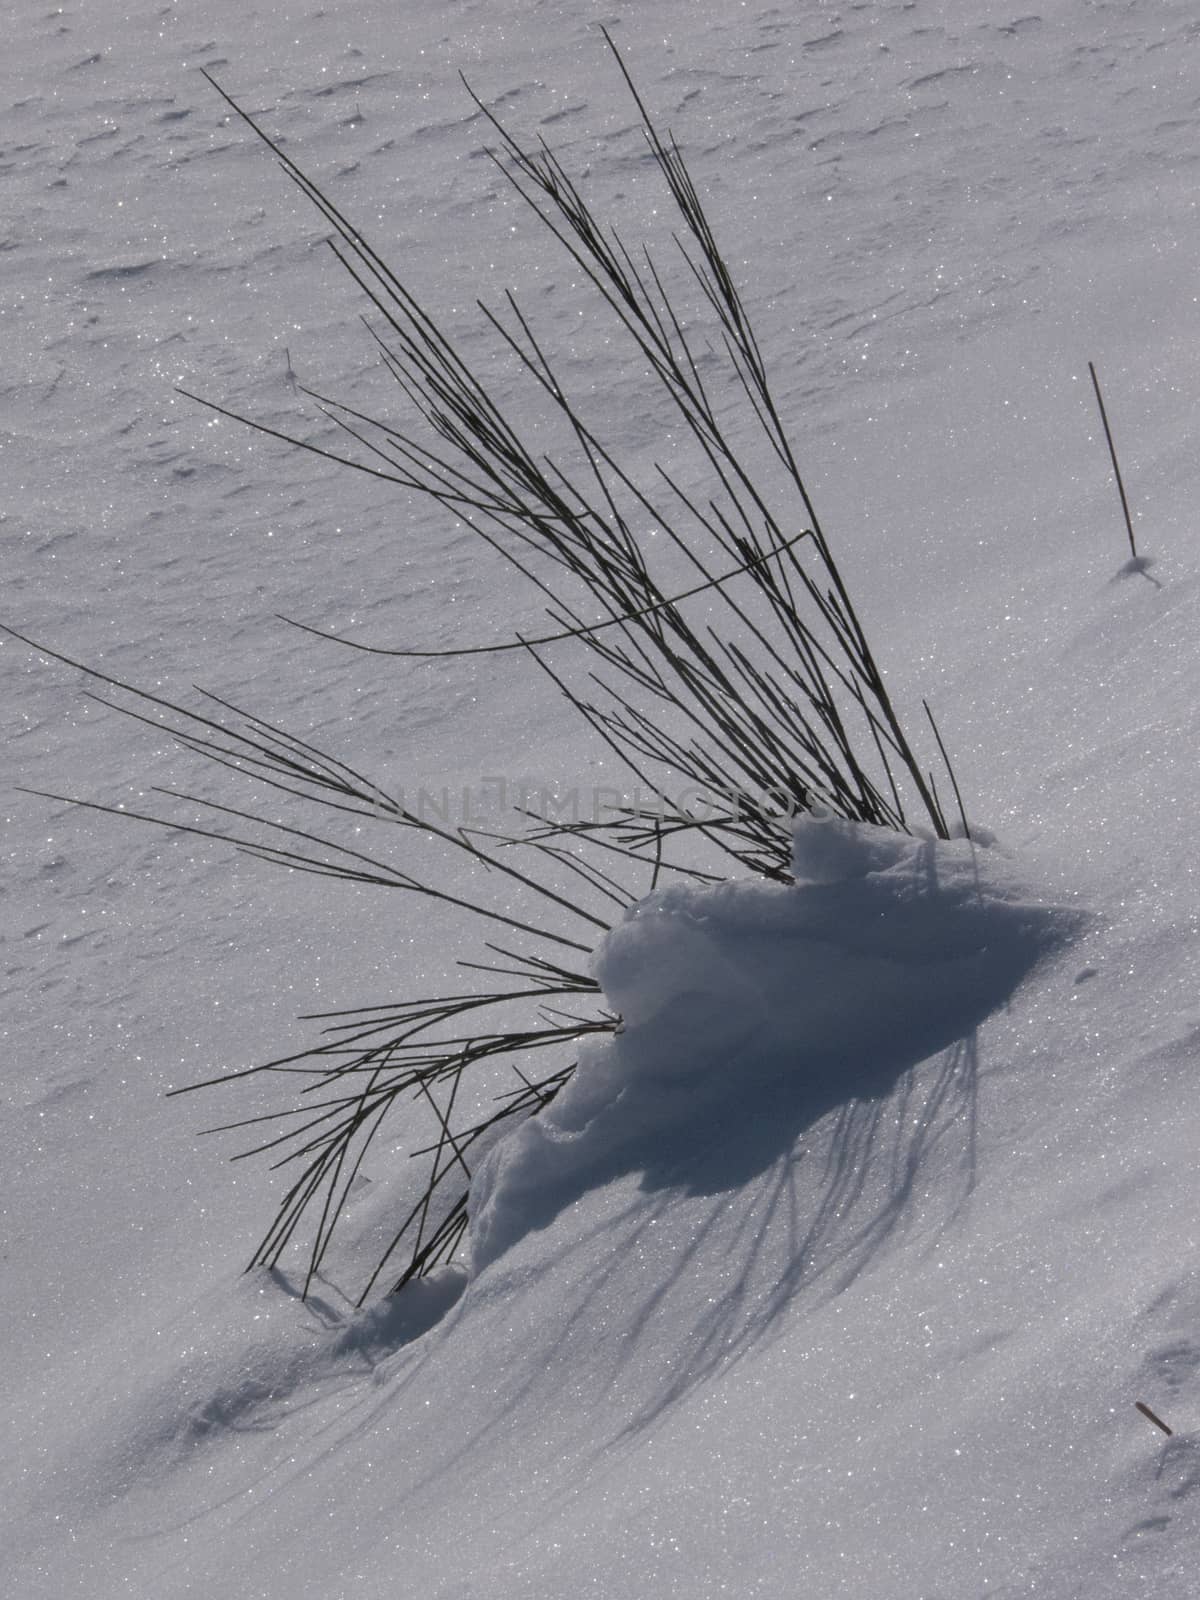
[1088,360,1138,559]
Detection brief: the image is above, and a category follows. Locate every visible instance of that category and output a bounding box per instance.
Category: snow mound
[470,816,1080,1272]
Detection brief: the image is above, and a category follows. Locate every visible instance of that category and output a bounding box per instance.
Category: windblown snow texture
[6,2,1200,1596]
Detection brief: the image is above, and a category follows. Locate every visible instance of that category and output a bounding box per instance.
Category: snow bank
[470,815,1080,1273]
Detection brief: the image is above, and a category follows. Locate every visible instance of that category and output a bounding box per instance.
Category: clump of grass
[6,34,963,1302]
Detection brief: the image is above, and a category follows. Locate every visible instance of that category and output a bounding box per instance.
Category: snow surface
[5,1,1200,1595]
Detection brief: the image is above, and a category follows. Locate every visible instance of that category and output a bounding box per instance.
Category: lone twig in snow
[1135,1400,1173,1437]
[1088,360,1138,559]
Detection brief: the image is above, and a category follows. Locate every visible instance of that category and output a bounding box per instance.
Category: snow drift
[471,815,1079,1281]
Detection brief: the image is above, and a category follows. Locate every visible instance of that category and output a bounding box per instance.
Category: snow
[5,1,1200,1595]
[471,817,1076,1277]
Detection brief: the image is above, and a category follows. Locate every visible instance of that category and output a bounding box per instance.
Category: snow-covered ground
[5,1,1200,1594]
